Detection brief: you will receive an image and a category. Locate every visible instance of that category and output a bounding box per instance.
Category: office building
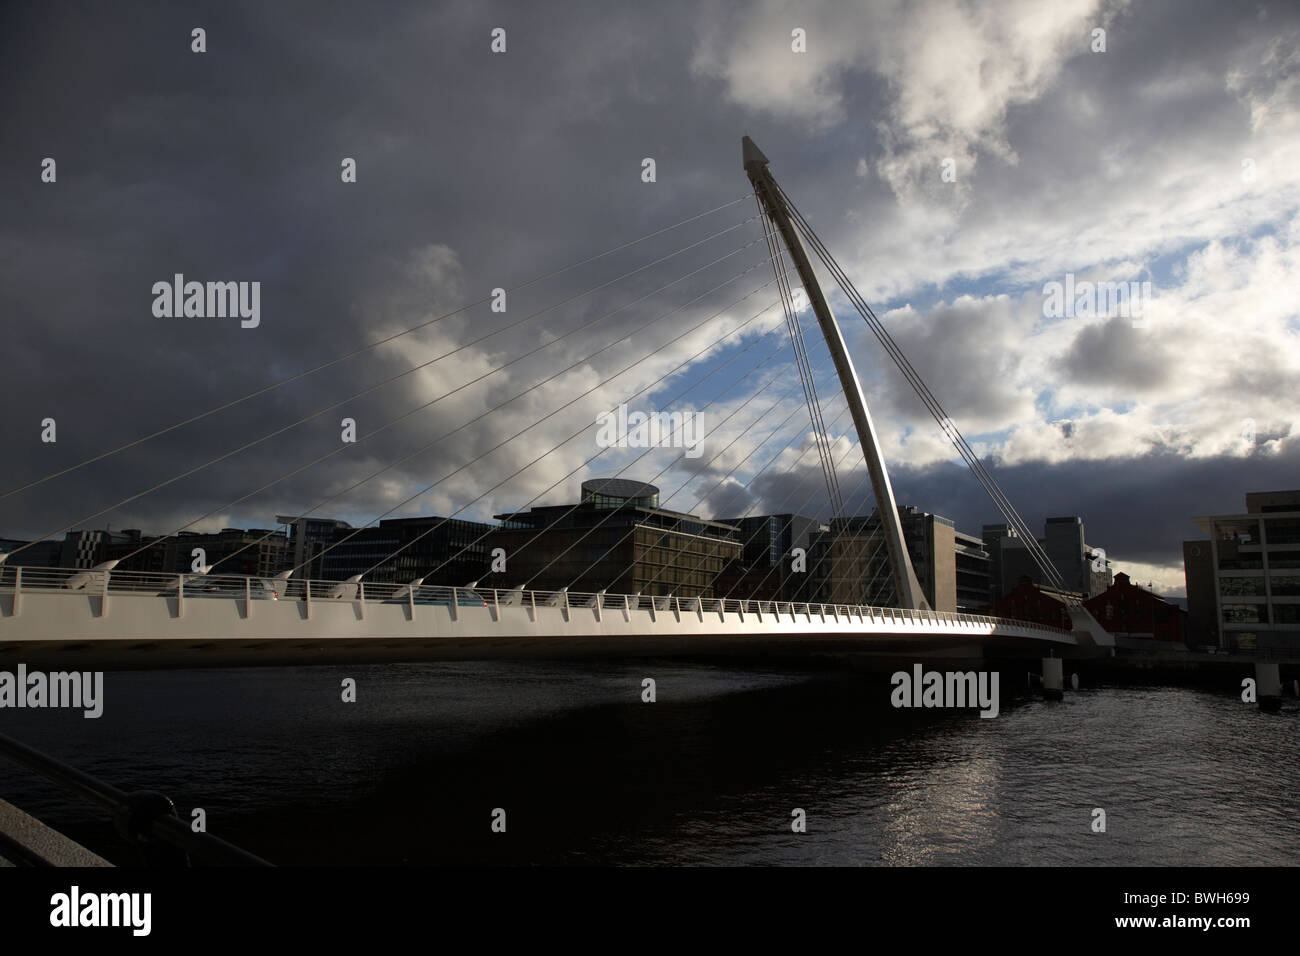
[318,516,494,586]
[713,513,826,601]
[0,536,61,567]
[983,516,1111,601]
[7,526,295,577]
[2,528,167,572]
[807,505,991,612]
[277,515,353,579]
[1187,489,1300,653]
[487,478,741,597]
[141,528,290,577]
[1182,539,1219,648]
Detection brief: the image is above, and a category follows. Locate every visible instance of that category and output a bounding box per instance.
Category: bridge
[0,138,1112,676]
[0,565,1096,669]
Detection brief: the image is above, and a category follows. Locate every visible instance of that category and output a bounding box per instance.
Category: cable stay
[410,306,850,595]
[0,195,754,504]
[744,136,927,610]
[528,355,849,594]
[307,303,798,587]
[756,197,847,522]
[773,181,1071,598]
[3,145,1073,615]
[213,273,796,580]
[6,217,768,565]
[407,303,804,590]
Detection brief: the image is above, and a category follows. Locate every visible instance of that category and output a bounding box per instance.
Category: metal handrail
[0,730,269,866]
[0,563,1071,636]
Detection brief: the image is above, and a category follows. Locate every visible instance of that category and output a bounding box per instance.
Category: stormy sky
[1,0,1297,597]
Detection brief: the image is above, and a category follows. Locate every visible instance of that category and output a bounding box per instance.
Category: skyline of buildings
[0,473,1198,617]
[982,516,1113,604]
[7,479,1292,655]
[10,479,1295,643]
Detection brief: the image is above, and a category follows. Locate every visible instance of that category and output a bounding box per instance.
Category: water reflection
[0,662,1295,865]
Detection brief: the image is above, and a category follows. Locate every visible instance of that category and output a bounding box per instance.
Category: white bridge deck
[0,566,1090,666]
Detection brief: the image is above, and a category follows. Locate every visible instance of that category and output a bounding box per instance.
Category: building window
[1269,575,1300,596]
[1221,603,1268,624]
[1220,576,1266,596]
[1264,519,1300,545]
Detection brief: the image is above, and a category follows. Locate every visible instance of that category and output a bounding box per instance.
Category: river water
[1,661,1296,865]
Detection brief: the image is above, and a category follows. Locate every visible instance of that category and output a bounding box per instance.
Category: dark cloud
[1058,316,1171,391]
[861,295,1036,429]
[891,442,1300,570]
[0,0,1294,600]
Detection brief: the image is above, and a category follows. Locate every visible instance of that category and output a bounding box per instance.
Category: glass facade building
[1190,490,1300,653]
[487,479,740,597]
[317,516,494,586]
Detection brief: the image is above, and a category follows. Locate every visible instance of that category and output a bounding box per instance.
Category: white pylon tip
[742,136,769,170]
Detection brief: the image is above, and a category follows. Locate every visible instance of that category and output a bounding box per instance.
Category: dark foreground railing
[0,731,269,866]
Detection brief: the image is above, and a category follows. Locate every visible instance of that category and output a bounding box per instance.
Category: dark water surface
[1,661,1296,865]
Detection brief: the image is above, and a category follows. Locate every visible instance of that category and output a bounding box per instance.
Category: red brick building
[988,576,1076,630]
[1083,572,1187,643]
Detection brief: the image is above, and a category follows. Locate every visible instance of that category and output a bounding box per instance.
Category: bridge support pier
[1254,660,1282,712]
[1042,656,1064,701]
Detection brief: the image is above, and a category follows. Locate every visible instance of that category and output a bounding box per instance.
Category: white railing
[0,564,1072,636]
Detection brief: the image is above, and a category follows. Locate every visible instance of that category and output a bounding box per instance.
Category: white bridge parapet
[0,566,1075,657]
